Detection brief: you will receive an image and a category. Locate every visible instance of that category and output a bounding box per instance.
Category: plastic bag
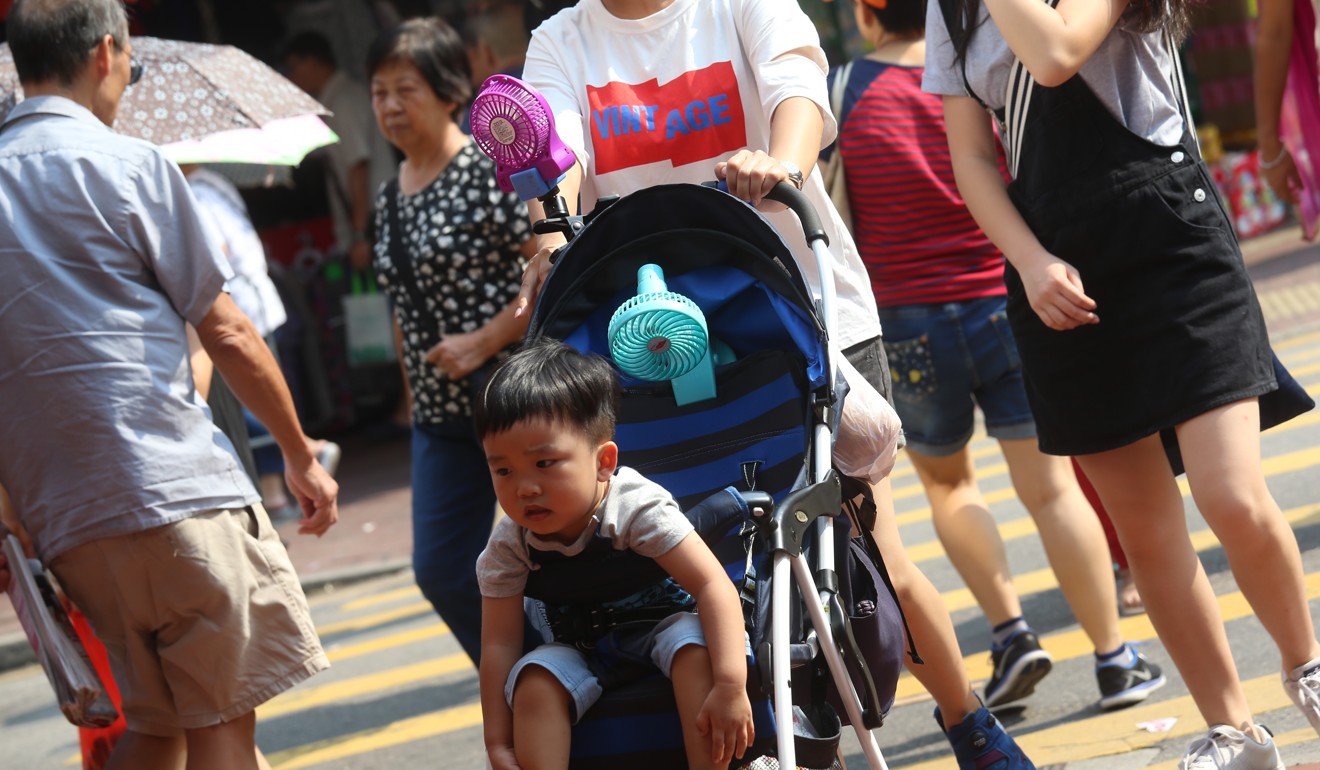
[832,355,903,484]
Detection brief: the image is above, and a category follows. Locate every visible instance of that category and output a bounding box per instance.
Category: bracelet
[1259,144,1290,170]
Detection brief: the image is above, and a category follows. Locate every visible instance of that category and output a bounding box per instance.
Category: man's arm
[195,293,338,536]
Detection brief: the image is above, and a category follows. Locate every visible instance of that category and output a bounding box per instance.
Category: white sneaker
[1283,656,1320,737]
[1179,725,1283,770]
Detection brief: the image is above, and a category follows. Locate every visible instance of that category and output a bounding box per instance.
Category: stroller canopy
[527,183,829,392]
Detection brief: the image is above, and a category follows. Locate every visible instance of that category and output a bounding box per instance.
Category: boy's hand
[696,682,755,766]
[487,744,523,770]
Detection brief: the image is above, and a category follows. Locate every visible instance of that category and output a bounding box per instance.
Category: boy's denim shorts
[877,296,1035,456]
[505,611,706,723]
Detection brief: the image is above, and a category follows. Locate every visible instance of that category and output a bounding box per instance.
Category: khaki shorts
[50,504,328,735]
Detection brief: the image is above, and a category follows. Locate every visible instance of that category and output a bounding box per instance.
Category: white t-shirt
[922,0,1184,147]
[525,0,882,347]
[477,466,695,599]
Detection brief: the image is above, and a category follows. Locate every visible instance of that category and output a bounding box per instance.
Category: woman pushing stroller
[514,0,1036,767]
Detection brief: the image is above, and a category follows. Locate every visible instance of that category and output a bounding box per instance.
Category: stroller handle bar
[705,179,829,247]
[764,181,828,248]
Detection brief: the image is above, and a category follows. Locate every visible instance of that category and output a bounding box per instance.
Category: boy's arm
[655,534,755,764]
[480,594,527,770]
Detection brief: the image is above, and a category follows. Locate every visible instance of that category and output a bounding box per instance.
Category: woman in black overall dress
[926,0,1320,766]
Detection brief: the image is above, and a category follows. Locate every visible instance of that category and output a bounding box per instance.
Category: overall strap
[999,0,1061,179]
[1165,29,1199,154]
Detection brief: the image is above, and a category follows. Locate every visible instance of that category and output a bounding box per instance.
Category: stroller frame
[757,185,890,770]
[529,181,891,770]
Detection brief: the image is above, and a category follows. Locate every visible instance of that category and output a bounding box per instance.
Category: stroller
[521,181,907,770]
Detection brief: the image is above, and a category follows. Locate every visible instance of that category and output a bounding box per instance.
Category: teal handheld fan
[608,264,718,406]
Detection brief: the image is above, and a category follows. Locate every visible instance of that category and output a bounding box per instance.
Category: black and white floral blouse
[373,141,530,426]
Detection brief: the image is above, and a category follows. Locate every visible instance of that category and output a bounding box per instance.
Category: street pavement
[2,226,1320,768]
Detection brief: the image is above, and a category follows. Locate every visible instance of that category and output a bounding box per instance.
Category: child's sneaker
[983,630,1052,708]
[1282,657,1320,736]
[1179,724,1283,770]
[1096,643,1166,710]
[935,704,1037,770]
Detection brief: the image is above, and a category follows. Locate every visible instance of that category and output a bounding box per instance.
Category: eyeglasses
[128,56,144,86]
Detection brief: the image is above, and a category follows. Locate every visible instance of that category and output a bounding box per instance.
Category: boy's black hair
[474,337,620,444]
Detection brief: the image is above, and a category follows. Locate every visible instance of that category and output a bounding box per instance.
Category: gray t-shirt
[0,96,258,562]
[922,0,1185,147]
[477,467,695,599]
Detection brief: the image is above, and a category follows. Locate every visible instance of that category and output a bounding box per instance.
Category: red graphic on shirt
[587,61,748,175]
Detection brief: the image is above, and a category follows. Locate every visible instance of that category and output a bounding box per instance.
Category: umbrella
[0,37,335,166]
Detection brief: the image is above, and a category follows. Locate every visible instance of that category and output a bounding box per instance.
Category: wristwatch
[780,160,804,190]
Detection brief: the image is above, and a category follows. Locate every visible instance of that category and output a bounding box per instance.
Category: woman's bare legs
[1000,439,1123,654]
[1077,434,1253,730]
[910,447,1022,627]
[1177,400,1320,670]
[868,477,982,724]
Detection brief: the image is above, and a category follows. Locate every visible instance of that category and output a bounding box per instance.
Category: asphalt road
[2,327,1319,769]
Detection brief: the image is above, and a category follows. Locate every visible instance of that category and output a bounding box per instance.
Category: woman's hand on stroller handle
[715,149,795,209]
[515,234,566,319]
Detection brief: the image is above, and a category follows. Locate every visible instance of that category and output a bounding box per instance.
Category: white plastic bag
[833,355,903,485]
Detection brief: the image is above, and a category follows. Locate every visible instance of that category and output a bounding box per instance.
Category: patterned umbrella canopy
[0,37,328,146]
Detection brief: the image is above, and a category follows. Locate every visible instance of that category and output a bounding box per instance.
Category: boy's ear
[596,441,619,481]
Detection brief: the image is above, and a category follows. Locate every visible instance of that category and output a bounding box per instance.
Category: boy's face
[483,419,618,544]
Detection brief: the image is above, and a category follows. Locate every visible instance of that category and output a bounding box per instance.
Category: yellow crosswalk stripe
[324,624,449,663]
[259,655,471,719]
[1273,327,1320,351]
[339,584,422,612]
[267,703,483,769]
[315,602,433,636]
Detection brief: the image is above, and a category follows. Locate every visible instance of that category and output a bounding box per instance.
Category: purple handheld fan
[470,74,576,201]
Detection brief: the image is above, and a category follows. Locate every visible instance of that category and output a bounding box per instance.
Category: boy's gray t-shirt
[922,0,1185,148]
[477,466,695,598]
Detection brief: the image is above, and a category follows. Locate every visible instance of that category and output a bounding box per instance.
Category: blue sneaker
[935,704,1037,770]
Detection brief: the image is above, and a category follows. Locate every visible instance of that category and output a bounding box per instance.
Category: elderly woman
[368,18,536,666]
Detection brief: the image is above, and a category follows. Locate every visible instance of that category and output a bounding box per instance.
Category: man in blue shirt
[0,2,339,767]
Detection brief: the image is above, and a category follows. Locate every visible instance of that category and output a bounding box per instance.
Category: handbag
[823,61,855,233]
[342,273,397,367]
